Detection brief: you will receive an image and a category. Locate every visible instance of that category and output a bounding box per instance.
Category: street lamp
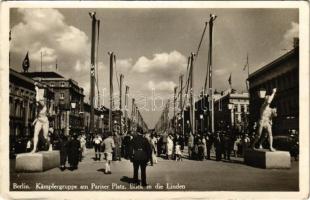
[200,114,204,133]
[258,88,266,99]
[68,102,76,134]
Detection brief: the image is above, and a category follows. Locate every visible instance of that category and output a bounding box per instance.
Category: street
[10,148,299,191]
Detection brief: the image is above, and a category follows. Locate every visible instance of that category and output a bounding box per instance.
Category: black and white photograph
[0,1,309,199]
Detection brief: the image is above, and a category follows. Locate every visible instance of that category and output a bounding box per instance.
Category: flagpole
[247,54,249,77]
[40,51,42,72]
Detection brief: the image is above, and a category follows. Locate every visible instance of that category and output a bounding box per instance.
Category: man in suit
[129,127,152,186]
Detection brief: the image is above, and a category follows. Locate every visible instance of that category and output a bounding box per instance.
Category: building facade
[22,71,85,135]
[214,89,249,132]
[248,45,299,136]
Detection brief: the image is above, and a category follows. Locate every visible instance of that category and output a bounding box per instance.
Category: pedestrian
[214,132,222,161]
[144,132,153,165]
[93,134,102,161]
[242,134,251,157]
[202,135,207,160]
[206,132,213,160]
[223,133,231,160]
[113,133,122,161]
[175,141,182,161]
[79,134,86,161]
[157,136,163,156]
[129,127,152,187]
[26,138,32,152]
[233,136,241,158]
[179,134,185,151]
[123,132,132,159]
[59,131,69,171]
[188,132,194,160]
[102,131,115,174]
[151,134,158,164]
[167,135,174,160]
[161,131,168,155]
[193,137,199,160]
[68,133,81,170]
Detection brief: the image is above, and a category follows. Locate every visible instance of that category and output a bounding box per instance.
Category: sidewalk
[10,148,299,191]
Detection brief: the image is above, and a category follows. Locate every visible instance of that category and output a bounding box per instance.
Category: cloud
[116,58,133,72]
[147,80,176,92]
[131,51,187,78]
[214,68,228,76]
[283,22,299,41]
[282,22,299,48]
[11,8,90,73]
[11,8,95,101]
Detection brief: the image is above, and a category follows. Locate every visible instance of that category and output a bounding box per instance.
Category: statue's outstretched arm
[267,88,277,104]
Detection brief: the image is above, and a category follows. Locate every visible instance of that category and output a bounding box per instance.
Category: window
[241,105,245,113]
[61,82,65,87]
[60,93,64,100]
[234,105,238,112]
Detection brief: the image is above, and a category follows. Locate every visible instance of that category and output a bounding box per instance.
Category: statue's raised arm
[267,88,277,104]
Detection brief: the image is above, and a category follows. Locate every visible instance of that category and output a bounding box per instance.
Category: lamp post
[200,114,204,134]
[100,114,104,134]
[69,102,76,134]
[186,120,190,135]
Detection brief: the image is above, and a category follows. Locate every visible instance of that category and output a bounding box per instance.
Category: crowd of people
[31,123,257,172]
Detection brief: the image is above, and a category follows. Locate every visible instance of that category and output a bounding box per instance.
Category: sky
[9,8,299,128]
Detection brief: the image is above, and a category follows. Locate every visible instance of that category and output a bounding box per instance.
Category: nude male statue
[30,83,51,153]
[251,88,277,152]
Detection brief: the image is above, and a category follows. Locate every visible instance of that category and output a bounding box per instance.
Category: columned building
[9,69,55,154]
[214,89,249,132]
[248,41,299,135]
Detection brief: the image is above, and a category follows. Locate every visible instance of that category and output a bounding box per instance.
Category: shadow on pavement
[222,159,244,165]
[120,176,137,184]
[97,168,105,173]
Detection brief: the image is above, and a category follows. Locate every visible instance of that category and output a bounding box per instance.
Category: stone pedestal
[244,149,291,169]
[15,151,60,172]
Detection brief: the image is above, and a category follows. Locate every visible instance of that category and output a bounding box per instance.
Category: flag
[22,52,30,72]
[228,73,232,86]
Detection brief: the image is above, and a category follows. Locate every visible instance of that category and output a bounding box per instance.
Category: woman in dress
[167,135,174,160]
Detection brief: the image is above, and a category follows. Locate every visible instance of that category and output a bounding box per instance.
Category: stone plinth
[244,149,291,169]
[15,151,60,172]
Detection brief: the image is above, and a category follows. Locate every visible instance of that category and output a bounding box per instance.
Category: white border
[0,1,309,200]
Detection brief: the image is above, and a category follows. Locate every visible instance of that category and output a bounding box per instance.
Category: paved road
[10,148,299,191]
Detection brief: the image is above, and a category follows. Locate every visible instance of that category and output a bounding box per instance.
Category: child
[175,141,182,161]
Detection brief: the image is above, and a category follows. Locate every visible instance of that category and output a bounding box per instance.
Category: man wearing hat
[129,127,152,186]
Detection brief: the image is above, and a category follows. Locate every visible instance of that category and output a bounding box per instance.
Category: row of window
[49,82,66,87]
[9,85,35,98]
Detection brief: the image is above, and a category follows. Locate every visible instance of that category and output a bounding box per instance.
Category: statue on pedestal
[30,83,51,153]
[251,88,277,152]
